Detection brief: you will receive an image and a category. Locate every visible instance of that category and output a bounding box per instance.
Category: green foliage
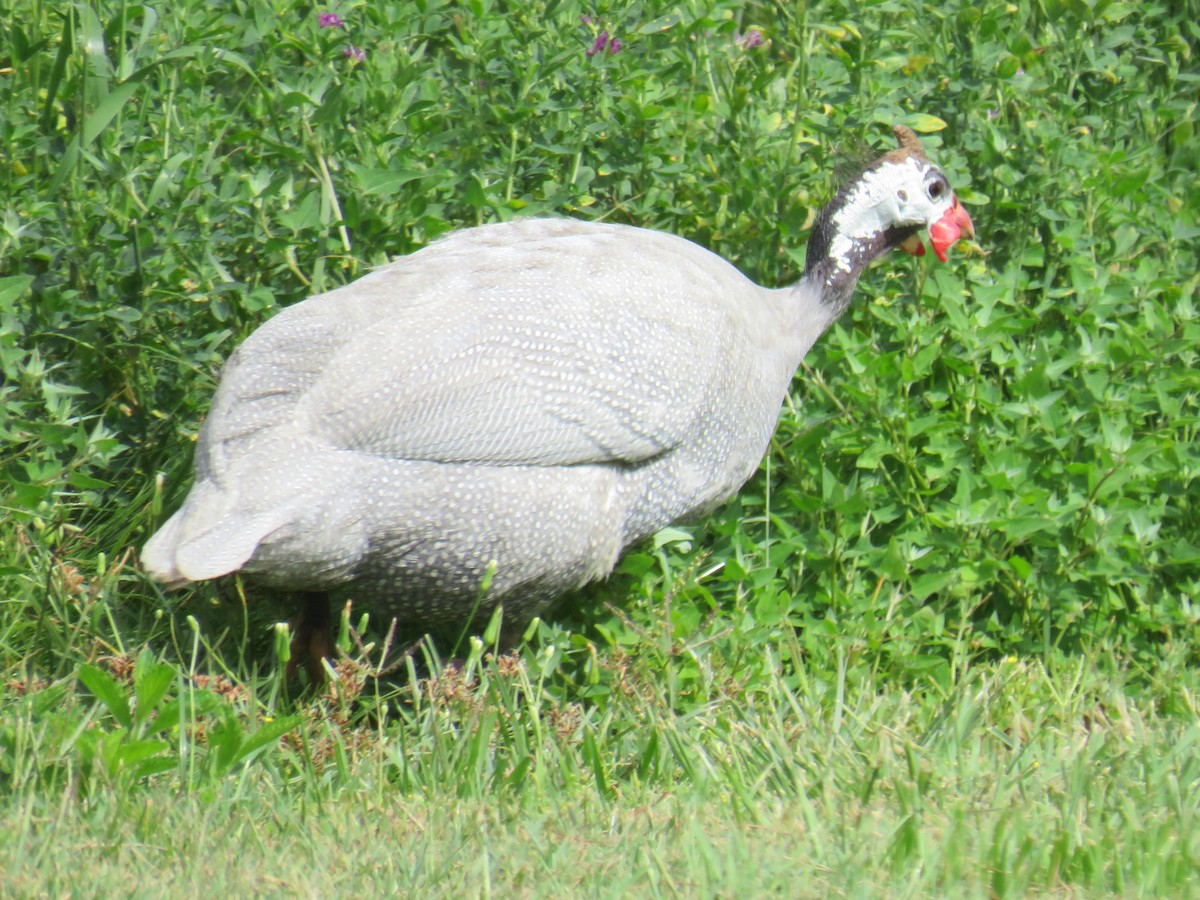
[3,0,1196,673]
[3,640,1199,895]
[1,0,1199,892]
[1,650,301,796]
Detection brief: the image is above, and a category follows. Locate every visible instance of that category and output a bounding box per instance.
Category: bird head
[809,125,976,277]
[872,125,976,263]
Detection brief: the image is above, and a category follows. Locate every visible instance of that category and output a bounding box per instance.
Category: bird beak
[928,197,976,263]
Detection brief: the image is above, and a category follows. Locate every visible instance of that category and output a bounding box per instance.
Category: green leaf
[39,5,74,133]
[638,13,683,33]
[207,720,245,775]
[654,527,695,548]
[78,665,132,729]
[113,737,172,771]
[0,275,35,307]
[133,653,176,728]
[1008,556,1034,580]
[1110,169,1149,197]
[236,715,302,763]
[581,725,612,799]
[997,54,1021,78]
[910,570,957,601]
[352,166,427,197]
[82,81,142,146]
[68,472,113,491]
[134,756,179,780]
[905,114,948,133]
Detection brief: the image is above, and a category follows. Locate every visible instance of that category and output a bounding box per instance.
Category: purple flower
[736,28,765,49]
[344,43,365,61]
[608,37,623,54]
[580,14,591,25]
[319,12,344,28]
[587,30,609,56]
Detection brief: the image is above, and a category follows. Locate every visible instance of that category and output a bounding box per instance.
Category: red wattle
[929,197,976,263]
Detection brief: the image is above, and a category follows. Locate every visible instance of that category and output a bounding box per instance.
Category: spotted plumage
[142,125,974,655]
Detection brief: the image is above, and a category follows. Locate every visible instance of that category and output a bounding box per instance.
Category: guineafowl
[143,125,975,675]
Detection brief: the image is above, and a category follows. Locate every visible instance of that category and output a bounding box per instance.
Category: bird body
[143,127,974,638]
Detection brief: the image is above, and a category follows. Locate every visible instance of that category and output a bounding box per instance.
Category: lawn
[2,0,1199,894]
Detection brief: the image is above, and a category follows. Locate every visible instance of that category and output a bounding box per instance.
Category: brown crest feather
[884,125,929,165]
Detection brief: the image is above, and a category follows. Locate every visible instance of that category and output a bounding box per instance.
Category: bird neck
[771,176,921,364]
[797,177,921,319]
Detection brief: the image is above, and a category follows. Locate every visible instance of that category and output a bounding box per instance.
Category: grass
[4,647,1198,895]
[2,0,1199,894]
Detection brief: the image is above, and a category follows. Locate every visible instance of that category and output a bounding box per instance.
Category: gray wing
[207,219,755,471]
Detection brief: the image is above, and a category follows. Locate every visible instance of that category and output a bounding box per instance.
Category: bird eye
[927,180,946,200]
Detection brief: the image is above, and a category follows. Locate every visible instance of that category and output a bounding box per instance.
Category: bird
[142,125,975,677]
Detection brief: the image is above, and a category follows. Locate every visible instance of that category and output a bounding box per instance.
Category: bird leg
[285,591,333,684]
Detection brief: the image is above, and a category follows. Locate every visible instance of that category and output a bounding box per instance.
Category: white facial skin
[828,156,955,273]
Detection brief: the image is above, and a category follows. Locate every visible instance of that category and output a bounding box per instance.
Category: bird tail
[141,478,286,587]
